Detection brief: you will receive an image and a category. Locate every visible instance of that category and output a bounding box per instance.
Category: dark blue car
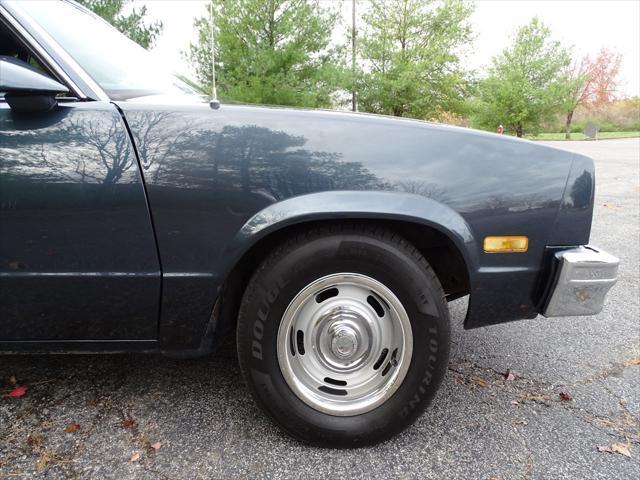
[0,0,618,446]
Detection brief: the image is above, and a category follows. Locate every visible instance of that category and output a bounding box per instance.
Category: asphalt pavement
[1,138,638,479]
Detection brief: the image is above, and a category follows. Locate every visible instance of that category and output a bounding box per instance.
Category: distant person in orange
[497,124,504,134]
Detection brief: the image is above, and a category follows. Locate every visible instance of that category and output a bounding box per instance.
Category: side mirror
[0,55,70,113]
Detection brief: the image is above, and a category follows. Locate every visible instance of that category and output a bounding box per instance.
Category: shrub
[542,97,640,133]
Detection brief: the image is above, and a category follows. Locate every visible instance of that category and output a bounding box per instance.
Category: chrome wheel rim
[277,273,413,416]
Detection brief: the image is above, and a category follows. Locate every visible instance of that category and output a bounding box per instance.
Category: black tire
[236,224,450,447]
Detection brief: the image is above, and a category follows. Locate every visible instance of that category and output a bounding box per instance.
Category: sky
[143,0,640,97]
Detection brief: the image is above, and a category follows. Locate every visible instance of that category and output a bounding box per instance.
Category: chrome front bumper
[543,246,619,317]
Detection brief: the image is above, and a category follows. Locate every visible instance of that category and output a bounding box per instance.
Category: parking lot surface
[1,138,638,479]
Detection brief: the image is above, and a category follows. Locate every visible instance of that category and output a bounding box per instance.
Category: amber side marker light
[483,236,529,253]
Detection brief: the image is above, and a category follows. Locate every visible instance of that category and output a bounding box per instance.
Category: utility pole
[351,0,357,112]
[209,1,220,109]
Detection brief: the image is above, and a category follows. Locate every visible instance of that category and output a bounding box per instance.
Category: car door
[0,26,160,342]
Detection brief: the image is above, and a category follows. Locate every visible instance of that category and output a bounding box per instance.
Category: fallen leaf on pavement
[471,376,488,387]
[598,442,631,458]
[4,385,27,398]
[122,417,136,429]
[510,399,520,405]
[150,442,162,451]
[524,393,550,403]
[504,369,516,381]
[27,432,44,450]
[64,423,81,433]
[559,391,573,401]
[623,356,640,367]
[36,451,52,472]
[130,452,140,463]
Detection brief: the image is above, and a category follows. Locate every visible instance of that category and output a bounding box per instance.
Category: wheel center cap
[330,326,358,358]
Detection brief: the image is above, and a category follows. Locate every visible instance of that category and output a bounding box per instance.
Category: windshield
[9,0,200,100]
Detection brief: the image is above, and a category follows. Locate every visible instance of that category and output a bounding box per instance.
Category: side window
[0,19,55,97]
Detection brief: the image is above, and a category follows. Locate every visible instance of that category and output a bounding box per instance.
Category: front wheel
[237,225,450,447]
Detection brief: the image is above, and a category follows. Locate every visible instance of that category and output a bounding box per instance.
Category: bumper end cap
[543,245,618,317]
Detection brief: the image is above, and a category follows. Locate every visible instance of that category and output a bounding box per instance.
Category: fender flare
[221,191,479,279]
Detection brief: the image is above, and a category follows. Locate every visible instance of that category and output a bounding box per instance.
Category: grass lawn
[530,131,640,141]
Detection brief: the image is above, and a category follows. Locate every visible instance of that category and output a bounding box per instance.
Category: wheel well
[215,219,470,339]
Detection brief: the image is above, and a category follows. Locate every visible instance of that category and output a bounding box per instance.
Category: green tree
[357,0,474,118]
[77,0,162,49]
[472,17,571,137]
[188,0,344,107]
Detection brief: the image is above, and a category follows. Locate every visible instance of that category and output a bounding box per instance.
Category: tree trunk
[565,110,574,140]
[351,0,357,112]
[515,124,523,138]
